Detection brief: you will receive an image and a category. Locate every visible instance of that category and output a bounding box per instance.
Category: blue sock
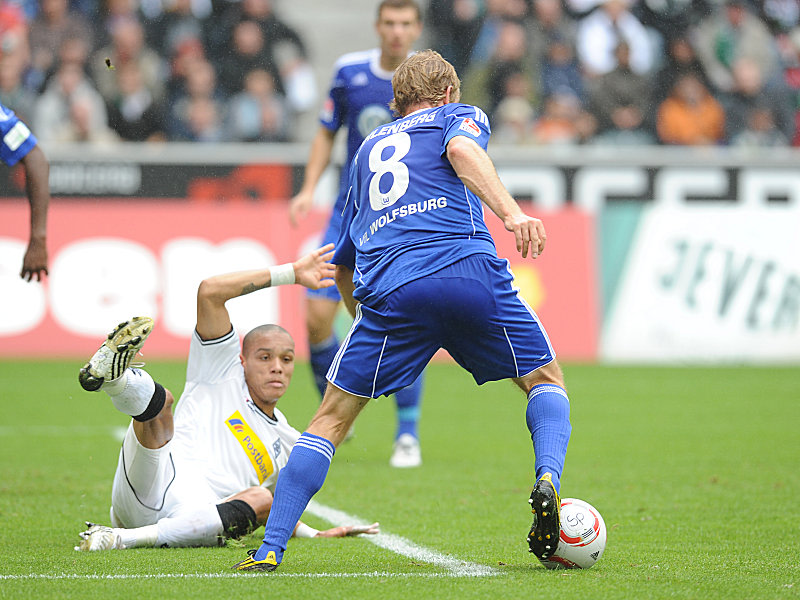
[309,335,339,400]
[394,371,424,439]
[255,433,335,562]
[526,384,571,494]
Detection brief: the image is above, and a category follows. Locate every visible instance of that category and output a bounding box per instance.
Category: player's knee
[163,389,175,412]
[141,386,174,423]
[216,498,260,540]
[518,360,565,394]
[233,486,272,524]
[305,298,337,341]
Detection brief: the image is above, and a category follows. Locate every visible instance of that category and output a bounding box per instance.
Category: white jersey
[171,328,302,498]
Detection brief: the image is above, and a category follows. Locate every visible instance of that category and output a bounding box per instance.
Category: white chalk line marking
[0,424,499,578]
[306,500,498,577]
[0,500,501,581]
[0,572,481,581]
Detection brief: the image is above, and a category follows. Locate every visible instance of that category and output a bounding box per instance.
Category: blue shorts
[307,195,345,302]
[327,254,556,398]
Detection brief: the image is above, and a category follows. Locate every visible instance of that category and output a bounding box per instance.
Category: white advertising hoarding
[602,205,800,363]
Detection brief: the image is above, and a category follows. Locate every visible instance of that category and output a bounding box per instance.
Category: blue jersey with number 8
[334,102,498,305]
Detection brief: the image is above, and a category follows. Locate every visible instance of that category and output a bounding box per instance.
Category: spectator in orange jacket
[656,73,725,145]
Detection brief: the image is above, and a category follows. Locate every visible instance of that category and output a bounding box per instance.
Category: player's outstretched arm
[19,145,50,281]
[289,127,337,226]
[195,245,336,340]
[316,522,380,538]
[293,244,337,290]
[294,520,380,538]
[446,135,546,259]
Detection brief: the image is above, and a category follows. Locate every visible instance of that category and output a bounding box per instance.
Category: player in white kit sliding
[75,245,378,550]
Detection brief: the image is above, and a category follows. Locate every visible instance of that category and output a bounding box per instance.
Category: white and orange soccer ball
[539,498,607,570]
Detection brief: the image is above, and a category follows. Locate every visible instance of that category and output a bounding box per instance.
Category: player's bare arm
[334,264,358,317]
[196,245,336,340]
[19,144,50,281]
[289,127,337,226]
[295,521,380,538]
[446,135,546,259]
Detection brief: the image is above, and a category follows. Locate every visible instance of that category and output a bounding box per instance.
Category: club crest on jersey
[358,104,393,138]
[458,117,481,137]
[273,438,282,458]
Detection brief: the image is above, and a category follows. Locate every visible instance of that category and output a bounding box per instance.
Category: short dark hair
[242,324,293,355]
[377,0,422,21]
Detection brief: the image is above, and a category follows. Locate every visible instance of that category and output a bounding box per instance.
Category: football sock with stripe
[255,432,335,562]
[114,505,224,549]
[394,371,424,439]
[155,504,225,547]
[309,335,339,399]
[106,368,164,420]
[526,384,572,493]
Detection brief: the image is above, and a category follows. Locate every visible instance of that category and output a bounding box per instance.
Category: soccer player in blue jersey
[289,0,426,468]
[0,102,50,281]
[234,50,572,573]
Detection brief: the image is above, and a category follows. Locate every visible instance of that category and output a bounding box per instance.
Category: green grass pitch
[0,359,798,599]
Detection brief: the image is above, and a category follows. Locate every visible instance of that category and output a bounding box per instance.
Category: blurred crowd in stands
[431,0,800,146]
[1,0,799,146]
[0,0,312,142]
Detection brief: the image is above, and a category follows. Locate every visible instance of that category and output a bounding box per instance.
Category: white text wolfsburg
[367,197,449,240]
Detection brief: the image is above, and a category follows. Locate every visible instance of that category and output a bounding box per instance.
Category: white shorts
[110,424,221,529]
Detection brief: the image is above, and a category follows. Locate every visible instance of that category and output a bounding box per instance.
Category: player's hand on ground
[20,239,48,281]
[293,244,336,289]
[504,213,546,259]
[316,522,380,537]
[289,189,314,227]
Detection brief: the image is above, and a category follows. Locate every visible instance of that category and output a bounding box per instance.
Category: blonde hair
[390,50,461,116]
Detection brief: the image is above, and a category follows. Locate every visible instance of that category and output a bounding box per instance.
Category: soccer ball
[539,498,607,570]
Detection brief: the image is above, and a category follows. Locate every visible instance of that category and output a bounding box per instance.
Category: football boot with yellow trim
[79,316,153,391]
[527,472,561,560]
[74,522,125,551]
[233,548,280,572]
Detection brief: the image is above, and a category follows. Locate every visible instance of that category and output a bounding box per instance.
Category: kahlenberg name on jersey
[364,108,440,142]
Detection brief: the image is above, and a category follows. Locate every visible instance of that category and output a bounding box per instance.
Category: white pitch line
[0,572,485,581]
[306,500,498,577]
[0,421,498,578]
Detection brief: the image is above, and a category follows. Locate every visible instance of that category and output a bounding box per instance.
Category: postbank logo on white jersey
[225,411,274,484]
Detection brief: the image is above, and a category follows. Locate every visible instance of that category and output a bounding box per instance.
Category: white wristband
[269,263,295,287]
[294,522,319,538]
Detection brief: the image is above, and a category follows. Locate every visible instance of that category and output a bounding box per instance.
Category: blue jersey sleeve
[442,104,491,155]
[0,104,37,166]
[332,154,359,269]
[319,67,346,133]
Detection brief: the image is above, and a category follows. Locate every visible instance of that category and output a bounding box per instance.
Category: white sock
[115,524,159,549]
[105,369,155,417]
[154,504,225,548]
